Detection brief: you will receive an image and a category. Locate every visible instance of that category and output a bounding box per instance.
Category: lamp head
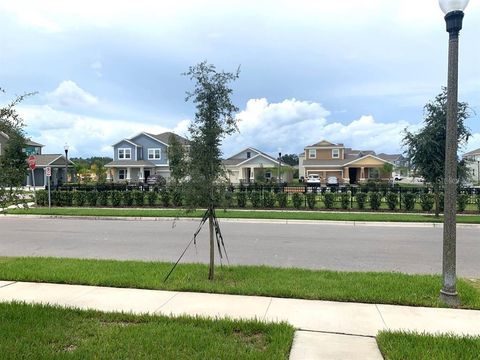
[439,0,469,15]
[64,143,69,152]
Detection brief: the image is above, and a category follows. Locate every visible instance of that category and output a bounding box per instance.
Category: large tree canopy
[402,87,471,215]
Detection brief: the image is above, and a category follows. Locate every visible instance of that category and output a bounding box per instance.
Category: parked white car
[393,174,403,181]
[306,174,321,185]
[326,176,339,187]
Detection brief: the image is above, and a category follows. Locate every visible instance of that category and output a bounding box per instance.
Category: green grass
[1,257,479,309]
[377,331,480,360]
[0,302,293,360]
[6,207,480,223]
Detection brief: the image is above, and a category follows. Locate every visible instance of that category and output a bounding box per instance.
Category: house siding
[130,134,168,166]
[113,140,137,161]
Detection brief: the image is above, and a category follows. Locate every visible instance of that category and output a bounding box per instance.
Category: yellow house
[299,140,394,184]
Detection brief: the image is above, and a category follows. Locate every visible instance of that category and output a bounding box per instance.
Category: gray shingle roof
[464,148,480,157]
[146,132,190,145]
[29,154,74,167]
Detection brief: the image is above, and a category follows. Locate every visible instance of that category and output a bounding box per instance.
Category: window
[265,172,271,179]
[308,149,316,159]
[148,148,161,160]
[247,151,251,159]
[332,149,340,159]
[118,169,126,180]
[118,148,131,160]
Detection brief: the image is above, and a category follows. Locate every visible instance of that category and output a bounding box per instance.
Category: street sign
[29,162,36,170]
[28,155,36,170]
[45,166,51,177]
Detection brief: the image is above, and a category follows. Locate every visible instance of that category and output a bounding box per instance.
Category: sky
[0,0,479,159]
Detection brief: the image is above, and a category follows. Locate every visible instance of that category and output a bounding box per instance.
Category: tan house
[223,147,292,184]
[299,140,394,184]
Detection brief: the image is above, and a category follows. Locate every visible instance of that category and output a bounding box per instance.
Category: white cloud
[90,61,103,77]
[46,80,98,108]
[224,98,416,157]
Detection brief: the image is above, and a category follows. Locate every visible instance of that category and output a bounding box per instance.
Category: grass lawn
[377,331,480,360]
[0,302,293,360]
[6,206,480,223]
[1,257,479,309]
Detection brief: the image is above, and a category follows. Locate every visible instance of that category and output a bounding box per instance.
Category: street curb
[3,214,480,228]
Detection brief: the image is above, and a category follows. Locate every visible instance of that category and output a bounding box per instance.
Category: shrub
[250,191,262,208]
[98,191,108,207]
[110,191,122,207]
[160,188,170,207]
[262,191,275,208]
[356,192,367,210]
[276,192,288,208]
[170,187,183,207]
[306,192,317,209]
[292,193,303,209]
[223,191,234,208]
[419,193,434,212]
[86,191,98,207]
[476,194,480,213]
[402,192,416,211]
[237,191,247,208]
[457,193,469,213]
[323,192,334,209]
[340,192,350,210]
[73,191,87,207]
[386,192,398,211]
[132,190,145,207]
[146,191,157,207]
[369,192,381,211]
[36,190,48,206]
[122,191,133,206]
[439,193,445,212]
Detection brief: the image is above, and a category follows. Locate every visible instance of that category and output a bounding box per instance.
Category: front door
[144,170,151,182]
[349,168,357,184]
[245,168,251,183]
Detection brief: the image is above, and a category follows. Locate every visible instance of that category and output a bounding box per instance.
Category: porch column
[343,167,350,183]
[251,167,254,181]
[360,167,365,181]
[126,167,131,182]
[106,169,112,181]
[139,167,144,181]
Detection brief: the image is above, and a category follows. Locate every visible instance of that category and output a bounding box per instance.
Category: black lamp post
[278,151,282,185]
[64,143,69,184]
[438,0,469,306]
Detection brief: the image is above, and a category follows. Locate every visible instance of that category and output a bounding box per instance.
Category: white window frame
[148,148,161,160]
[332,148,340,159]
[118,148,131,160]
[308,149,316,159]
[118,169,126,180]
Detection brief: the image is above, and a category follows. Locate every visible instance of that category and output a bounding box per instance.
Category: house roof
[308,140,344,147]
[0,131,44,147]
[377,153,402,162]
[146,132,190,146]
[463,148,480,157]
[104,160,157,167]
[223,147,289,167]
[30,154,75,167]
[303,154,393,167]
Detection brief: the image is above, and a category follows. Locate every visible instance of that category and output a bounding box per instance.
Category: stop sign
[28,155,36,170]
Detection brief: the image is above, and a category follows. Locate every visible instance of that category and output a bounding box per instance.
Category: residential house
[0,131,74,187]
[376,153,410,176]
[299,140,395,184]
[104,132,189,183]
[222,147,292,184]
[463,148,480,183]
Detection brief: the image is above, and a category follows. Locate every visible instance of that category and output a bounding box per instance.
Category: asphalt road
[0,217,479,277]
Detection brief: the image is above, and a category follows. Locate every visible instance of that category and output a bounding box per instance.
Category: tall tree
[184,61,239,280]
[167,133,188,185]
[403,88,471,217]
[280,154,299,166]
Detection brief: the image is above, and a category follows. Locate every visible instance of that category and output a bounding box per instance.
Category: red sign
[28,155,36,170]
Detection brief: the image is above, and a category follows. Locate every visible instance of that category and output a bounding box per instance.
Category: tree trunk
[434,186,440,218]
[208,208,215,280]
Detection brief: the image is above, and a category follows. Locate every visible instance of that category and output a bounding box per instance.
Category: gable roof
[308,140,344,148]
[29,154,75,167]
[343,154,393,167]
[223,147,289,167]
[0,132,44,147]
[112,138,141,147]
[463,148,480,157]
[148,132,190,146]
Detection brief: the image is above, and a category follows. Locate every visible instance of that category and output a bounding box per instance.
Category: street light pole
[438,0,469,306]
[64,143,69,185]
[278,151,282,185]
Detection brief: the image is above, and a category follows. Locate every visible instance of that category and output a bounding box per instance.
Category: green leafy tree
[0,89,35,209]
[403,88,471,217]
[167,133,188,185]
[280,154,299,166]
[183,61,240,280]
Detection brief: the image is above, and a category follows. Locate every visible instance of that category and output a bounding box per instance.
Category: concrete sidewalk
[1,280,480,359]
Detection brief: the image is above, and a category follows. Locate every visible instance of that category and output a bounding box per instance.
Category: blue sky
[1,0,479,158]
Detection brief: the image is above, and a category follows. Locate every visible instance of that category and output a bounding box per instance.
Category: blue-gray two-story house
[104,132,189,183]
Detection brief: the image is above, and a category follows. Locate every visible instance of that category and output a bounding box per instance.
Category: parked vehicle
[326,176,338,187]
[306,174,321,185]
[393,174,403,181]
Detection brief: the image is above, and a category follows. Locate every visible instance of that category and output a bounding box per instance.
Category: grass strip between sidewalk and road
[0,302,293,360]
[377,331,480,360]
[6,207,480,223]
[1,257,479,309]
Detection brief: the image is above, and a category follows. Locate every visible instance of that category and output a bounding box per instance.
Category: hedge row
[34,189,480,213]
